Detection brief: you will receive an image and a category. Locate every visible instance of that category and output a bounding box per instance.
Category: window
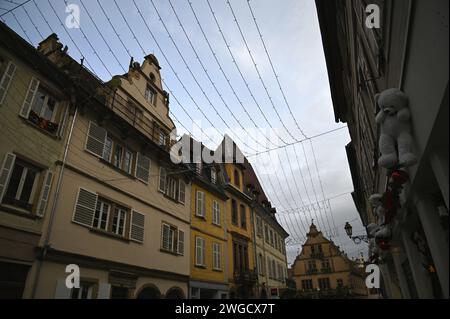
[145,85,156,105]
[161,223,184,255]
[72,188,143,241]
[233,241,249,273]
[159,130,167,147]
[113,144,123,168]
[112,207,127,236]
[264,224,269,244]
[103,135,113,162]
[318,278,331,290]
[233,169,240,188]
[30,87,57,121]
[212,242,221,270]
[123,150,133,175]
[231,199,238,225]
[307,260,317,273]
[257,253,264,275]
[269,229,274,246]
[337,279,344,287]
[2,158,40,211]
[256,217,263,237]
[321,259,331,272]
[301,279,313,291]
[0,61,16,105]
[211,167,216,183]
[212,200,220,225]
[239,204,246,229]
[93,198,110,231]
[195,237,206,266]
[158,167,185,204]
[196,191,206,217]
[71,282,94,299]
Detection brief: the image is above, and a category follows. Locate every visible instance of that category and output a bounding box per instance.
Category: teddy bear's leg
[378,134,398,168]
[398,131,417,167]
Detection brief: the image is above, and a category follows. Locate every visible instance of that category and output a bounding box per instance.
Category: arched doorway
[165,287,185,299]
[136,284,161,299]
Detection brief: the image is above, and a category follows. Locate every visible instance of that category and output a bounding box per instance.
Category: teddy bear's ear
[374,93,381,112]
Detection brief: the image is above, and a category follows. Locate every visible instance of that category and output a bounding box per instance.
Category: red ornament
[391,169,409,185]
[377,239,390,251]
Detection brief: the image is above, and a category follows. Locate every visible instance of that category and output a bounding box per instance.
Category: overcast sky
[1,0,367,264]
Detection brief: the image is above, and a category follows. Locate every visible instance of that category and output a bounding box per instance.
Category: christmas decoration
[375,88,417,169]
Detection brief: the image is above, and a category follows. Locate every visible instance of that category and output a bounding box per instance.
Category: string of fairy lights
[0,0,360,260]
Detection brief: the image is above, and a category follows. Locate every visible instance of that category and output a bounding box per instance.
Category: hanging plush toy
[375,88,417,169]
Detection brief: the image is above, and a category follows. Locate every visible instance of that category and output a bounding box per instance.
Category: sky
[0,0,368,265]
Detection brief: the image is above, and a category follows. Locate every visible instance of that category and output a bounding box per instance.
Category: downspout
[250,203,258,297]
[31,106,78,298]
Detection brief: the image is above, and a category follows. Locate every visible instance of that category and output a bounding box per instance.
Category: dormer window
[234,169,240,188]
[150,73,156,83]
[211,167,217,184]
[159,130,167,147]
[196,162,202,175]
[145,85,156,105]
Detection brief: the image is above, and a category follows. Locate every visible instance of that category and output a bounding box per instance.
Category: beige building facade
[17,33,192,299]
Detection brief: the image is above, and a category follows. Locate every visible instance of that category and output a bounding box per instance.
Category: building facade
[17,33,192,299]
[291,222,368,298]
[0,22,73,298]
[316,0,448,298]
[243,160,289,299]
[187,137,229,299]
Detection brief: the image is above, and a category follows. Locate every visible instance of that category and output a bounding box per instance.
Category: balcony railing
[95,87,174,152]
[234,269,258,284]
[310,252,324,259]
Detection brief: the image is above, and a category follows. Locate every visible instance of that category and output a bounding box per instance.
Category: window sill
[20,116,59,139]
[195,264,207,269]
[89,227,130,243]
[160,248,181,256]
[98,158,137,180]
[195,214,206,220]
[212,268,223,273]
[0,204,40,220]
[212,222,222,228]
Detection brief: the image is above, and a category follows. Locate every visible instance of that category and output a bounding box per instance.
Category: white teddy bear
[375,88,417,168]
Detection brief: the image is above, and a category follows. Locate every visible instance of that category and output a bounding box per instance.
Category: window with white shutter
[0,61,16,105]
[135,153,150,183]
[212,200,220,225]
[177,229,184,255]
[0,152,16,203]
[196,191,205,217]
[85,121,107,157]
[195,236,205,266]
[36,170,53,217]
[130,210,145,243]
[158,167,167,193]
[72,188,98,227]
[178,180,185,204]
[213,242,221,270]
[19,77,39,118]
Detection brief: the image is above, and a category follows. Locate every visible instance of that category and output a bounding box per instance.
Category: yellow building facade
[188,139,229,298]
[221,159,256,298]
[291,222,368,298]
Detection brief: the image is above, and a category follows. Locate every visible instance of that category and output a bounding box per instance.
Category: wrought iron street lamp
[344,222,369,244]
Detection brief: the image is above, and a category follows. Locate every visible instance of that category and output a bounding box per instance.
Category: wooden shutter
[130,210,145,243]
[36,170,54,217]
[54,279,71,299]
[0,152,16,203]
[135,153,150,183]
[195,191,202,216]
[85,121,107,157]
[158,167,167,193]
[0,61,16,105]
[195,237,203,265]
[19,77,39,118]
[57,106,69,138]
[178,179,185,204]
[72,188,97,227]
[97,283,111,299]
[161,223,170,250]
[177,229,184,255]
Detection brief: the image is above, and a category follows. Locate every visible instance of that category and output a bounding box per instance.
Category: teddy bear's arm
[397,107,410,122]
[375,110,386,124]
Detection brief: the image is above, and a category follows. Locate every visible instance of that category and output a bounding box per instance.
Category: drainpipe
[31,106,78,298]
